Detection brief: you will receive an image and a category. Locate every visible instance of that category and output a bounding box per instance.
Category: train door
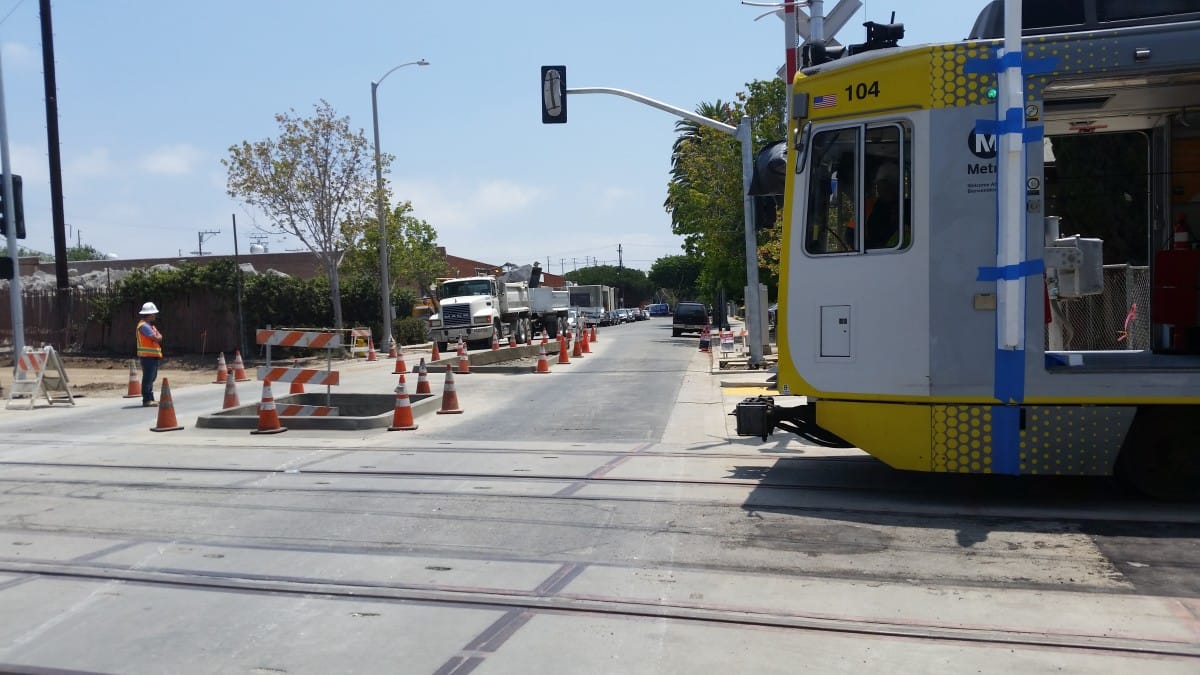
[787,117,931,398]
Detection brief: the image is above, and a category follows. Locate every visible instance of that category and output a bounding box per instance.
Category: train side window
[805,127,861,255]
[864,123,912,252]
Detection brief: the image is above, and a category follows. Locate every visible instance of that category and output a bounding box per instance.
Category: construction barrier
[276,404,337,417]
[349,327,372,357]
[255,329,343,349]
[255,367,341,386]
[7,346,74,410]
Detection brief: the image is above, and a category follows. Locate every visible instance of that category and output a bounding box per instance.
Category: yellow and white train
[762,2,1200,497]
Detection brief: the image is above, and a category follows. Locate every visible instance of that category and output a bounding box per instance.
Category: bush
[393,316,428,345]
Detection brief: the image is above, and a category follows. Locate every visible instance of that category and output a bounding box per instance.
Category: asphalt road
[0,319,1196,674]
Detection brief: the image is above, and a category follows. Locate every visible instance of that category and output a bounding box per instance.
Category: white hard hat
[139,302,159,315]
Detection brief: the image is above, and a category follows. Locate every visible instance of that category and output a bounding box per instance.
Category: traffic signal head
[541,66,567,124]
[0,174,25,239]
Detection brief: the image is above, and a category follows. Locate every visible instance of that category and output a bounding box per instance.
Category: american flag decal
[813,94,838,109]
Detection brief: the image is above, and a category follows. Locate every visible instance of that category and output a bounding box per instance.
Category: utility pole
[39,0,69,349]
[232,215,246,356]
[560,258,565,275]
[191,230,220,256]
[618,243,623,269]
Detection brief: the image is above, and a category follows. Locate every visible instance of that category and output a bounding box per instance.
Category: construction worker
[136,302,163,407]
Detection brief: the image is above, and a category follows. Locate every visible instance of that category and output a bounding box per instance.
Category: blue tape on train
[964,52,1057,75]
[975,109,1043,142]
[977,259,1044,282]
[990,404,1022,475]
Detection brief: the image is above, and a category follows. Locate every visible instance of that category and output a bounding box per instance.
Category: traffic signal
[0,174,25,239]
[541,66,567,124]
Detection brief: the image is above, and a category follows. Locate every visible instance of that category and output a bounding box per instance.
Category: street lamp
[372,58,429,351]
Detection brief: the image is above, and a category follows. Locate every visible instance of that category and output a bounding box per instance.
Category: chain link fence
[1048,265,1150,351]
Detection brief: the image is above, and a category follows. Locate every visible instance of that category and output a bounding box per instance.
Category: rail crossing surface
[0,320,1196,673]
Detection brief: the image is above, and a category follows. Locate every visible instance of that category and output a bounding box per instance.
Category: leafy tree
[648,254,702,302]
[0,245,50,260]
[341,201,450,298]
[67,243,105,261]
[224,100,382,330]
[663,79,787,303]
[563,264,653,307]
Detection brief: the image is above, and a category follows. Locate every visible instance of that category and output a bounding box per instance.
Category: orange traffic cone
[581,328,591,354]
[289,358,305,395]
[436,365,463,414]
[699,328,711,353]
[416,358,432,394]
[397,372,407,387]
[591,325,597,342]
[535,344,551,374]
[232,350,251,382]
[222,373,241,409]
[251,381,287,435]
[393,349,407,374]
[367,337,378,362]
[388,338,398,359]
[526,330,533,346]
[431,341,441,361]
[457,344,471,375]
[212,352,228,384]
[572,332,584,358]
[512,331,523,350]
[541,332,548,347]
[491,332,500,351]
[387,382,419,431]
[557,335,571,364]
[123,361,142,398]
[150,378,184,432]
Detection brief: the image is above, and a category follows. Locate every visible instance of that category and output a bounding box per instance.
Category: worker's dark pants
[140,357,160,403]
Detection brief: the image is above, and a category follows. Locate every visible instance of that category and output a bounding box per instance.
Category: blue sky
[0,0,984,273]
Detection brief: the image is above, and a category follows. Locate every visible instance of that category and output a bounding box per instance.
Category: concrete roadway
[0,319,1197,674]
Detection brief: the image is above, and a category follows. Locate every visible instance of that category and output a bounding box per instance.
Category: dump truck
[427,263,569,350]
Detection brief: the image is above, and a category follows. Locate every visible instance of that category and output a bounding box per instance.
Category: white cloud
[1,42,37,69]
[66,147,116,178]
[139,144,204,176]
[393,178,543,230]
[10,143,48,183]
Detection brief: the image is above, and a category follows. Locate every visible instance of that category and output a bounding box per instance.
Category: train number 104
[844,81,881,101]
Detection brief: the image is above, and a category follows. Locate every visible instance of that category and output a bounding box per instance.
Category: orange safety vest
[136,320,162,358]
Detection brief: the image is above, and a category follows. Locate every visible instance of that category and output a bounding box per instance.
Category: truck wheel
[546,321,558,339]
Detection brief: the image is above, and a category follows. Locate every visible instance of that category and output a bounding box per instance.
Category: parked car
[616,308,632,323]
[647,303,670,317]
[582,309,604,327]
[672,302,709,337]
[630,307,646,321]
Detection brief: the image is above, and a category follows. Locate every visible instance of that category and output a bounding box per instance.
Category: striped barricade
[256,367,340,386]
[276,404,338,417]
[256,329,342,349]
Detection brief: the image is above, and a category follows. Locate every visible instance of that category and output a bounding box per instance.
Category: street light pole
[372,58,428,351]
